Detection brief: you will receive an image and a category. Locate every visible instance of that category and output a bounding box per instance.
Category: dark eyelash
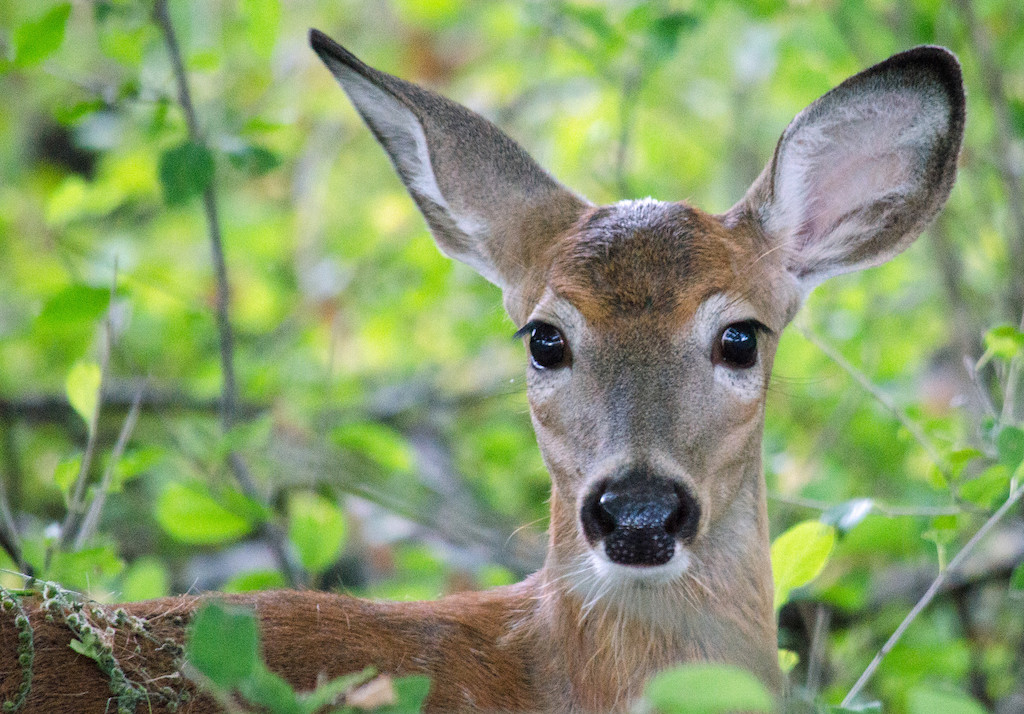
[742,319,775,337]
[513,320,541,340]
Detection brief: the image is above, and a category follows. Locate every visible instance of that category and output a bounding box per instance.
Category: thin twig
[57,266,118,552]
[805,604,831,698]
[74,384,146,550]
[797,324,949,477]
[840,482,1024,706]
[153,0,305,587]
[769,492,962,518]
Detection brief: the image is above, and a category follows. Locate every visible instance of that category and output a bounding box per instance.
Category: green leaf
[35,285,112,329]
[53,455,82,496]
[49,544,124,590]
[238,664,299,714]
[120,556,170,601]
[373,674,432,714]
[187,602,260,688]
[227,143,281,176]
[287,492,346,574]
[14,3,72,67]
[997,426,1024,470]
[960,465,1010,509]
[983,325,1024,362]
[332,421,415,474]
[66,361,102,433]
[644,663,774,714]
[777,648,798,673]
[159,141,214,205]
[771,520,836,611]
[1011,562,1024,591]
[907,686,987,714]
[240,0,282,57]
[154,482,253,544]
[223,570,288,593]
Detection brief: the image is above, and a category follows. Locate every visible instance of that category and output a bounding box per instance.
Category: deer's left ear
[731,46,965,293]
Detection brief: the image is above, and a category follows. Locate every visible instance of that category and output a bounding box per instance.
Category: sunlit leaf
[982,325,1024,363]
[777,648,798,673]
[644,663,774,713]
[240,0,281,57]
[960,465,1010,509]
[997,426,1024,471]
[154,482,253,544]
[332,421,414,474]
[36,285,111,331]
[771,520,836,611]
[223,570,287,593]
[120,556,170,601]
[907,686,987,714]
[53,455,82,497]
[66,361,102,432]
[287,492,346,574]
[14,3,71,67]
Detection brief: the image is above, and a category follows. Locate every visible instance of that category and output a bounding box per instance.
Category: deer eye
[518,322,570,369]
[714,321,759,369]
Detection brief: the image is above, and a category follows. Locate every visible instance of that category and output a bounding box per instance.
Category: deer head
[311,31,964,693]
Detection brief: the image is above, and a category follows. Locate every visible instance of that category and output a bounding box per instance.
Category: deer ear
[734,46,965,293]
[310,30,587,295]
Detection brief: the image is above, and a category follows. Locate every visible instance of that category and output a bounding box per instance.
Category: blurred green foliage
[1,0,1023,712]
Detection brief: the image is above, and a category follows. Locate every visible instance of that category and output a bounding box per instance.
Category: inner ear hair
[734,45,965,292]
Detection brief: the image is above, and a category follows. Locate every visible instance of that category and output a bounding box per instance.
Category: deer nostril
[595,490,619,536]
[664,484,700,541]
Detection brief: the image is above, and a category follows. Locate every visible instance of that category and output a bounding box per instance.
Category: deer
[0,32,964,714]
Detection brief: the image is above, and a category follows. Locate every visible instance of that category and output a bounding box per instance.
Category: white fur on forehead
[765,74,952,287]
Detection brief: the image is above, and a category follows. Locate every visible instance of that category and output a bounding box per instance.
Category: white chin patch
[592,543,691,584]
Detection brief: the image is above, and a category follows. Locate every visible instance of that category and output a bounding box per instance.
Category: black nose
[580,472,700,567]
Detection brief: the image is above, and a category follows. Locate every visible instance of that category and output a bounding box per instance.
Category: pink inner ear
[788,90,926,249]
[799,149,913,246]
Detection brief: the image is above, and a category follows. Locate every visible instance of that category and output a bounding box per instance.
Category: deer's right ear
[310,30,588,299]
[732,46,965,295]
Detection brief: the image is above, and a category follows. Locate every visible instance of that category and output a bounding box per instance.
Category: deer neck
[519,462,780,711]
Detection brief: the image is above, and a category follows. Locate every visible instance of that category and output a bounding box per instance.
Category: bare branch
[74,384,146,550]
[769,492,963,518]
[57,266,118,553]
[841,482,1024,706]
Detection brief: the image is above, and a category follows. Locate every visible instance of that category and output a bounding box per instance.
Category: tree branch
[74,384,146,550]
[152,0,305,587]
[841,482,1024,706]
